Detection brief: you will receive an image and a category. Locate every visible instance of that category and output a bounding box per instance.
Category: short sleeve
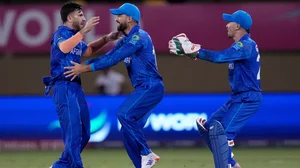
[53,30,71,47]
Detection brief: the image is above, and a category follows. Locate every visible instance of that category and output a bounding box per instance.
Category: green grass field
[1,148,300,168]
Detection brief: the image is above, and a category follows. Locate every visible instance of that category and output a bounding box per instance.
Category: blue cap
[110,3,140,22]
[222,10,252,30]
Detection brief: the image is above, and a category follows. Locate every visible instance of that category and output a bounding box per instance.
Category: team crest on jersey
[129,35,140,45]
[236,42,243,47]
[229,62,234,69]
[132,35,139,40]
[233,42,243,50]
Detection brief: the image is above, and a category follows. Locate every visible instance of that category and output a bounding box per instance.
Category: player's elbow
[83,47,94,57]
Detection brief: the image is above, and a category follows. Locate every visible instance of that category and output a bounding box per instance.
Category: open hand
[64,61,89,81]
[80,16,100,35]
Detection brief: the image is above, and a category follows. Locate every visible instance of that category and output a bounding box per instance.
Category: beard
[227,32,233,38]
[72,20,82,31]
[117,23,127,32]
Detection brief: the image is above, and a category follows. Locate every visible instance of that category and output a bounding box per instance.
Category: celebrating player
[63,3,164,168]
[169,10,262,168]
[43,2,120,168]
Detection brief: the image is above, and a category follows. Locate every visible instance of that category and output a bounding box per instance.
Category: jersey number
[256,53,261,80]
[153,48,158,68]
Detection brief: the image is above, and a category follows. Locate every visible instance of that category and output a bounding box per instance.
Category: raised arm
[57,16,99,54]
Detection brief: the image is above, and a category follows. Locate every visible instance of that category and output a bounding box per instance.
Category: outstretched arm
[85,39,123,65]
[64,35,143,80]
[83,31,122,57]
[168,33,252,63]
[90,41,141,71]
[82,36,108,57]
[197,42,252,63]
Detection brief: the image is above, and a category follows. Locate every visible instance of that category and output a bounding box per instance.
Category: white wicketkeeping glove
[168,33,201,60]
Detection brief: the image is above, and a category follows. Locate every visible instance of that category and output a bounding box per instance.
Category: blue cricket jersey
[86,24,162,88]
[50,26,88,81]
[43,26,88,95]
[197,34,261,94]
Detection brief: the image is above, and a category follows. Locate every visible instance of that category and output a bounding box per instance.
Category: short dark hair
[60,1,82,23]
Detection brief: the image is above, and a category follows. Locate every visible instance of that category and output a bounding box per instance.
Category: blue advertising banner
[0,93,299,142]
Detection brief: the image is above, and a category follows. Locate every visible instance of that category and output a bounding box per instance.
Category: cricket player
[63,3,164,168]
[43,2,120,168]
[169,10,262,168]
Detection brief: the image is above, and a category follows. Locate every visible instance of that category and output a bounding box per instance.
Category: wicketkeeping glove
[168,33,201,60]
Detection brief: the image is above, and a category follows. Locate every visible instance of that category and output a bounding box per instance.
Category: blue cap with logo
[222,10,252,30]
[110,3,141,22]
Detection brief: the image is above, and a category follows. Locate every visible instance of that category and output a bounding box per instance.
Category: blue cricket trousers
[51,81,90,168]
[207,91,262,140]
[206,91,262,166]
[117,80,164,168]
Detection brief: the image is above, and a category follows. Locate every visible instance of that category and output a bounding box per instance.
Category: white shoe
[152,152,160,162]
[141,152,160,168]
[49,166,53,168]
